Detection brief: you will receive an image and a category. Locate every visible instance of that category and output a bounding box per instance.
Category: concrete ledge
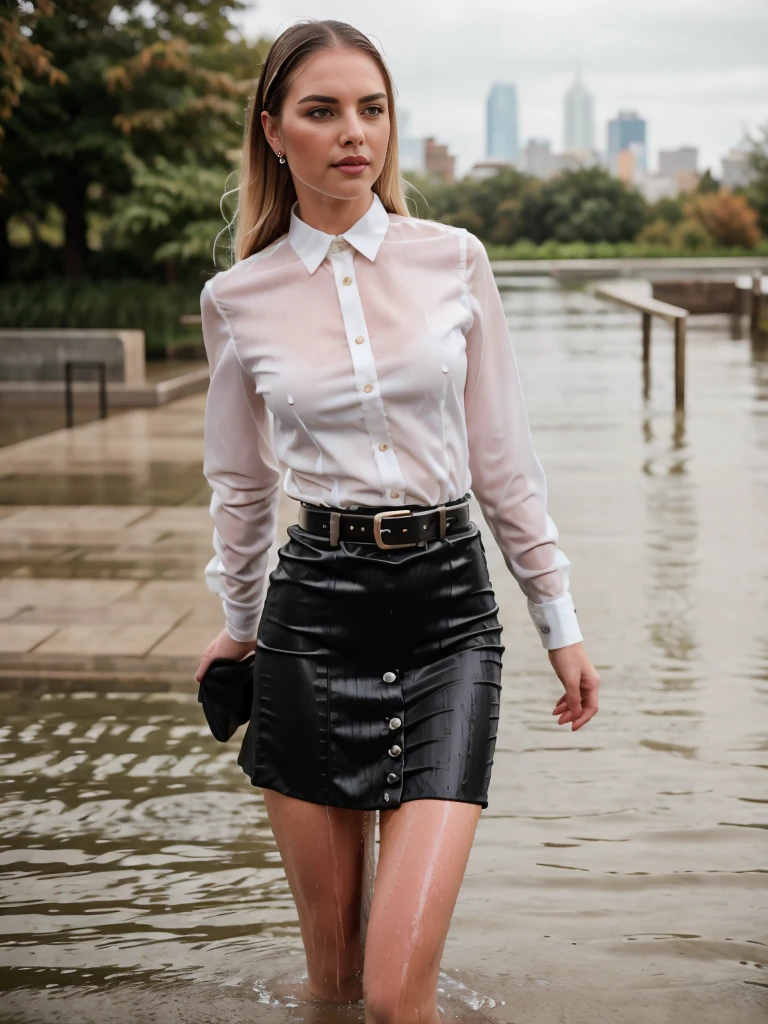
[0,328,146,383]
[0,365,209,407]
[491,255,768,280]
[0,656,197,686]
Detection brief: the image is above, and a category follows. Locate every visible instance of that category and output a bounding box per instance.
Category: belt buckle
[373,508,416,549]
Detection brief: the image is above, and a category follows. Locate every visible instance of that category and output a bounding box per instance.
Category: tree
[744,120,768,236]
[696,168,719,195]
[518,167,647,244]
[684,188,762,249]
[1,0,259,281]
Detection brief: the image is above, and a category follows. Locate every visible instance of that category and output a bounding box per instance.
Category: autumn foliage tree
[684,188,762,249]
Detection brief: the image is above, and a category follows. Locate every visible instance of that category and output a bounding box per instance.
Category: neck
[294,189,374,236]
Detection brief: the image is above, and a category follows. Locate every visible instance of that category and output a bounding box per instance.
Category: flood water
[1,277,767,1023]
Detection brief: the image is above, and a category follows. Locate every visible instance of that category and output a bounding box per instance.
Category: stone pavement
[0,394,296,683]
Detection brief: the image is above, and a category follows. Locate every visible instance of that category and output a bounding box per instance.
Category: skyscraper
[607,111,647,175]
[486,83,519,162]
[564,75,594,152]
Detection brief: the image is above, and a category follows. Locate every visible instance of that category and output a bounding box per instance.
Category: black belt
[297,496,471,549]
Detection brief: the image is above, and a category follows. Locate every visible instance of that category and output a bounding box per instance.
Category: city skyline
[238,0,767,179]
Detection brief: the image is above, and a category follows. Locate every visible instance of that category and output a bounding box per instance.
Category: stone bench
[0,329,146,384]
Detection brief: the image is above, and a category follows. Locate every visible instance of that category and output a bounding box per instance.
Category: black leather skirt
[237,496,505,811]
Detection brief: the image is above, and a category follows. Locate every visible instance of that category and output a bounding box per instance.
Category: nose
[338,109,365,147]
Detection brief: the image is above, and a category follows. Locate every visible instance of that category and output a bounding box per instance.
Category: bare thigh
[363,798,482,1024]
[261,787,368,1003]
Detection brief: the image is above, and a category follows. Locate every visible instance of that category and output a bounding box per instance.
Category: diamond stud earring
[276,149,286,164]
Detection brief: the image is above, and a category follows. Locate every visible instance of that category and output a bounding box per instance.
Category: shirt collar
[287,191,390,274]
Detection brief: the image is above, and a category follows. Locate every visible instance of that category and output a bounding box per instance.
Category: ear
[261,110,282,154]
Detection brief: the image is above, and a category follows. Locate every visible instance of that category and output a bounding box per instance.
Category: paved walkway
[0,394,295,683]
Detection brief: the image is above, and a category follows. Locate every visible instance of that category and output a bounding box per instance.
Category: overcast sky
[235,0,767,178]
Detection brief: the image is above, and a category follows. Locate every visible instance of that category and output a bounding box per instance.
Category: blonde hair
[218,19,411,267]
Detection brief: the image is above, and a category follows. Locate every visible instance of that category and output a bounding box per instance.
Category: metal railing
[64,360,108,428]
[594,284,688,410]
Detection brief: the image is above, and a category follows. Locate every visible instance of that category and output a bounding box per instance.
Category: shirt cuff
[204,554,224,597]
[527,591,583,650]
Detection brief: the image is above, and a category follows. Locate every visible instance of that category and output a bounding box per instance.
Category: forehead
[286,48,386,97]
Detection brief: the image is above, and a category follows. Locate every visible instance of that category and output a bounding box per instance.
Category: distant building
[424,137,455,183]
[638,175,678,203]
[399,136,426,174]
[486,83,519,161]
[396,106,427,174]
[615,147,636,185]
[721,147,755,189]
[658,146,698,178]
[556,149,600,173]
[676,169,700,194]
[522,138,554,179]
[564,75,594,152]
[465,158,517,181]
[638,171,699,203]
[608,110,647,175]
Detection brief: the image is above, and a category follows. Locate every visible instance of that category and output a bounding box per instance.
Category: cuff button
[541,626,550,634]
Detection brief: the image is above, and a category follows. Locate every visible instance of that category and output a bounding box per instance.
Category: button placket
[381,667,404,807]
[329,249,406,504]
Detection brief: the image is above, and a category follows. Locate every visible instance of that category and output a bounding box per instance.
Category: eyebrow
[296,92,387,105]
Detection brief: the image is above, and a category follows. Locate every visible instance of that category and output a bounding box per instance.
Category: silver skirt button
[382,671,396,683]
[383,792,390,802]
[387,772,400,784]
[388,744,402,757]
[388,717,402,730]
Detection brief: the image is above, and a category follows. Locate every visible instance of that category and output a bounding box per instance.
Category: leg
[362,798,482,1024]
[261,788,367,1003]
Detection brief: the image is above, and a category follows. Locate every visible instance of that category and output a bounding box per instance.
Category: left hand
[547,641,600,731]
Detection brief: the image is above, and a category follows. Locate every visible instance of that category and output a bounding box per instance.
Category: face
[262,47,391,202]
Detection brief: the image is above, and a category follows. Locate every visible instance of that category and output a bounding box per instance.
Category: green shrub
[0,279,205,357]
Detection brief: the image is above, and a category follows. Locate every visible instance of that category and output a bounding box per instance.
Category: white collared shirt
[201,191,583,650]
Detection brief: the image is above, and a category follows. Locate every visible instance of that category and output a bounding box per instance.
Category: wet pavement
[0,276,766,1022]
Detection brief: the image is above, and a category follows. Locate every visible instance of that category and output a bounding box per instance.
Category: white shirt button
[342,276,352,286]
[355,335,365,344]
[363,384,373,393]
[390,491,400,499]
[379,442,388,451]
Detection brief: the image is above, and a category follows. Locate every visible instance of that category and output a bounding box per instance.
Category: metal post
[751,270,762,331]
[65,361,74,428]
[674,317,686,410]
[641,311,652,363]
[97,362,107,420]
[63,360,109,428]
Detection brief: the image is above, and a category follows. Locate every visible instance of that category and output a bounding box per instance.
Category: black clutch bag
[197,653,255,742]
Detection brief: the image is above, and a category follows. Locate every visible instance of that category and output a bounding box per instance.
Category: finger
[195,654,212,683]
[571,705,599,730]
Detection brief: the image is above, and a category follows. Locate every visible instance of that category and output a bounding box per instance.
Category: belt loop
[437,505,447,538]
[329,510,341,547]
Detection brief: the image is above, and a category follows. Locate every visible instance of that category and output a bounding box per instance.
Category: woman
[195,17,600,1024]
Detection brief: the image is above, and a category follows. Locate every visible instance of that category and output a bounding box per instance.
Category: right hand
[195,628,257,683]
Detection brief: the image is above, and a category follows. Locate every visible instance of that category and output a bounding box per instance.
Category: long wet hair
[220,19,411,267]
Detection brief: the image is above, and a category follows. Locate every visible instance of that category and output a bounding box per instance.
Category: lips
[333,157,369,167]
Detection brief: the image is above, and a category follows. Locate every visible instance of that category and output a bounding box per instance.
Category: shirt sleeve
[200,277,281,643]
[462,231,583,651]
